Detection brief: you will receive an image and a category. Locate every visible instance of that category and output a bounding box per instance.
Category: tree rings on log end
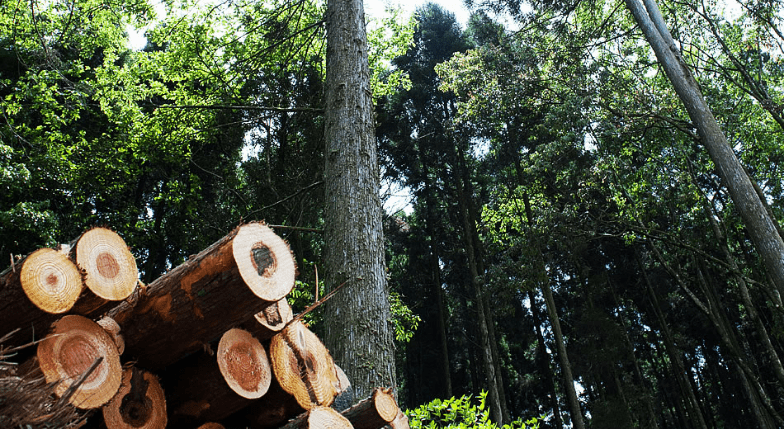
[233,223,296,301]
[372,388,399,423]
[20,248,83,314]
[37,315,122,408]
[198,424,226,429]
[75,227,138,301]
[270,320,339,409]
[218,328,271,399]
[103,367,167,429]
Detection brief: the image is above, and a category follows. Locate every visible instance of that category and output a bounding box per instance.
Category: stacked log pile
[0,222,406,429]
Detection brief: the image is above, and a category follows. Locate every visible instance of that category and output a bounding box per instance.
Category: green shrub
[406,391,541,429]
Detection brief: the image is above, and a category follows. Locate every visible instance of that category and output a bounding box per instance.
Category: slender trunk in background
[454,167,504,424]
[422,166,452,398]
[527,290,564,429]
[522,195,585,429]
[624,0,784,298]
[322,0,396,398]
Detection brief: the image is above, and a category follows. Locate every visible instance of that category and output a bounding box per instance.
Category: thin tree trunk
[624,0,784,298]
[422,167,452,398]
[637,251,709,429]
[528,290,564,429]
[322,0,396,399]
[453,166,504,424]
[522,195,585,429]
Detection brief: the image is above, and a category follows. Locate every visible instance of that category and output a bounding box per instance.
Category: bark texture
[105,222,295,370]
[322,0,395,399]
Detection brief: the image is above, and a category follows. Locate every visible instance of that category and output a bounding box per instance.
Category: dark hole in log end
[120,396,153,427]
[251,245,276,277]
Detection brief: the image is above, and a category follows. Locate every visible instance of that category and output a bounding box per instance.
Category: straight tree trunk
[522,194,585,429]
[422,168,452,398]
[624,0,784,299]
[637,251,709,429]
[322,0,396,399]
[453,159,504,425]
[541,281,585,429]
[527,290,563,429]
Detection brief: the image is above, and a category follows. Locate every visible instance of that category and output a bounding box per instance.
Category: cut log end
[198,424,226,429]
[233,223,296,302]
[103,367,167,429]
[75,227,138,301]
[218,328,272,399]
[373,388,399,423]
[20,248,83,314]
[255,298,294,332]
[37,315,122,409]
[270,320,339,410]
[285,406,354,429]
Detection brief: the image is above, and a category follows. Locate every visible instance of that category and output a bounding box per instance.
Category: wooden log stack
[0,222,406,429]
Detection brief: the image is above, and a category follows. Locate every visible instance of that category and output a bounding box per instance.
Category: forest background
[3,0,784,428]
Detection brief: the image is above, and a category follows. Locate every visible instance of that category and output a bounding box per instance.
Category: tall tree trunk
[541,281,585,429]
[527,290,564,429]
[637,251,709,429]
[453,164,504,424]
[522,195,585,429]
[624,0,784,298]
[422,165,452,398]
[322,0,396,398]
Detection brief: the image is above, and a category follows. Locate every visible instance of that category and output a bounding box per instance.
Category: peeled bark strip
[72,227,138,301]
[281,406,354,429]
[37,315,122,409]
[164,329,271,425]
[270,320,339,410]
[218,328,272,399]
[97,316,125,355]
[106,222,296,369]
[341,388,398,429]
[103,367,167,429]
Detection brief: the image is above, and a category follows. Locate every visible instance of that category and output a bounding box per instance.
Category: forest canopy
[3,0,784,428]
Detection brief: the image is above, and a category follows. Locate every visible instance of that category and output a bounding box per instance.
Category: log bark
[281,406,354,429]
[341,388,398,429]
[270,320,339,410]
[164,328,272,426]
[102,367,167,429]
[105,222,296,369]
[0,248,83,346]
[36,315,122,409]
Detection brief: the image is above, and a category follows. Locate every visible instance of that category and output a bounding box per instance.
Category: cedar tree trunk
[322,0,396,399]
